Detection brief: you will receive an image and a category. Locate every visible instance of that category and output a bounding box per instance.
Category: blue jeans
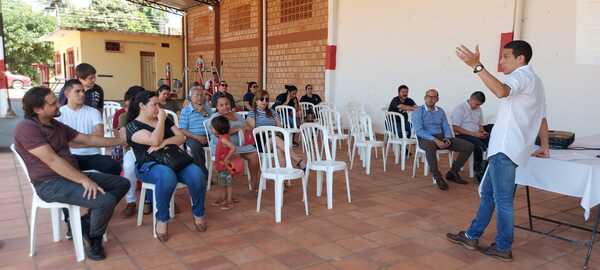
[137,162,207,222]
[466,153,517,251]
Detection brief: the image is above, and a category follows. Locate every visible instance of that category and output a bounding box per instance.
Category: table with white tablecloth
[515,135,600,269]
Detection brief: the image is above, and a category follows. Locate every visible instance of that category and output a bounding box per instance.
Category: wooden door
[140,51,156,91]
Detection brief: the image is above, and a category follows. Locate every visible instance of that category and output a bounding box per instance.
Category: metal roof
[125,0,219,14]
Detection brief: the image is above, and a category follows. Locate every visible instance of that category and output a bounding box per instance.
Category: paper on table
[550,150,596,161]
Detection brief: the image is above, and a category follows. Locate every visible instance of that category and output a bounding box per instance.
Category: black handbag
[148,144,194,171]
[535,130,575,149]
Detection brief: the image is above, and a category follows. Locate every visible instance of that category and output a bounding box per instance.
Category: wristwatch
[473,63,484,73]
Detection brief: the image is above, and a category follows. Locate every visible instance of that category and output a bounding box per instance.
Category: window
[229,4,251,32]
[66,48,75,79]
[161,43,170,48]
[105,41,122,52]
[280,0,313,23]
[54,51,61,76]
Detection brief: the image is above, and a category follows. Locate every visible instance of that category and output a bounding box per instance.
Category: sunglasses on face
[260,97,269,102]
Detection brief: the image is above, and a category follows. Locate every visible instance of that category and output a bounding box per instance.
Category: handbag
[148,144,194,171]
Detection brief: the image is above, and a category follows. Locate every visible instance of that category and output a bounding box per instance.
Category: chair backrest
[347,110,362,140]
[355,113,376,142]
[164,109,179,127]
[203,118,215,156]
[314,104,330,121]
[384,111,409,140]
[103,102,122,137]
[10,144,42,202]
[253,126,293,170]
[237,111,249,120]
[275,105,298,129]
[299,102,314,119]
[317,107,336,135]
[300,123,332,164]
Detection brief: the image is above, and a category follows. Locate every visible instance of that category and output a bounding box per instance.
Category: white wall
[332,0,600,136]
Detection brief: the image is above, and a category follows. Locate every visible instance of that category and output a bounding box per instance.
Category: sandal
[211,199,224,207]
[220,202,234,210]
[155,223,168,242]
[193,220,208,232]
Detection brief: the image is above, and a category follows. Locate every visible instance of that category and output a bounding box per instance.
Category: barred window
[230,4,251,32]
[280,0,313,23]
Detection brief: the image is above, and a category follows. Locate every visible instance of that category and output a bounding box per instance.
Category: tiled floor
[1,147,599,270]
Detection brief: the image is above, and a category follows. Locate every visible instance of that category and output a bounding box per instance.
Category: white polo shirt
[450,101,483,133]
[56,105,103,156]
[487,65,547,166]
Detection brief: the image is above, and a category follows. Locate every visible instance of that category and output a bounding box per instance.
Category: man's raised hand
[456,45,481,68]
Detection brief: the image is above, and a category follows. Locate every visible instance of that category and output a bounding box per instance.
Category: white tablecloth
[515,135,600,220]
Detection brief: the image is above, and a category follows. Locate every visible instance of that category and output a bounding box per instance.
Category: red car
[4,71,32,89]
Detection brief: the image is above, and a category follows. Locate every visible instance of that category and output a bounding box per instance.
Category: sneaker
[65,222,72,240]
[120,202,137,218]
[445,171,468,184]
[478,243,513,262]
[433,175,449,191]
[143,202,152,215]
[85,236,106,261]
[446,231,478,250]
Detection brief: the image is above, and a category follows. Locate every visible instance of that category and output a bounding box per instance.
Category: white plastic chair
[318,107,350,160]
[275,105,301,134]
[412,136,453,183]
[11,144,86,262]
[164,109,179,127]
[301,123,351,209]
[313,104,331,122]
[349,112,386,175]
[299,102,315,120]
[203,117,252,191]
[136,181,187,238]
[384,112,416,171]
[103,101,121,138]
[254,126,309,223]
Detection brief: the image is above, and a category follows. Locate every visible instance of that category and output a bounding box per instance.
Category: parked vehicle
[4,71,32,89]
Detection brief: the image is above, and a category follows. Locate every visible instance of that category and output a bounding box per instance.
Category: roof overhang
[125,0,219,14]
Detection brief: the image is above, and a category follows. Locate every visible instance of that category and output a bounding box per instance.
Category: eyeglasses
[259,97,269,102]
[251,85,258,88]
[425,95,439,98]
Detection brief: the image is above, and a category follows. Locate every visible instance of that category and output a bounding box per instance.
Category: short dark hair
[284,84,297,92]
[62,79,82,94]
[124,86,146,102]
[470,91,486,104]
[504,40,533,64]
[211,115,230,135]
[157,84,171,93]
[397,85,409,92]
[23,87,52,119]
[75,63,97,79]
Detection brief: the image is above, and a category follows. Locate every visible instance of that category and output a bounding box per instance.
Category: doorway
[140,51,156,91]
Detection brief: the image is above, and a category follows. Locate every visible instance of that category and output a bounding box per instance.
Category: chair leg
[316,171,323,197]
[394,144,400,164]
[412,152,418,178]
[346,138,352,162]
[344,167,352,203]
[302,174,310,216]
[382,145,387,172]
[152,190,158,239]
[374,146,379,159]
[469,154,475,178]
[206,161,213,191]
[69,206,85,262]
[29,203,38,257]
[424,157,429,176]
[385,142,391,168]
[256,176,265,212]
[326,170,334,209]
[350,143,357,169]
[400,144,407,171]
[50,207,61,242]
[365,146,372,175]
[332,138,338,160]
[244,160,252,190]
[169,192,175,219]
[137,188,146,226]
[274,180,284,223]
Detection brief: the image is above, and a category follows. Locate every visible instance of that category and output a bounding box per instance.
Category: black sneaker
[478,243,513,262]
[434,175,449,191]
[445,171,468,184]
[65,222,72,240]
[446,231,478,250]
[85,236,106,261]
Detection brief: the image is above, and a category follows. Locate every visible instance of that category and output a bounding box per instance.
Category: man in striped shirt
[179,86,213,172]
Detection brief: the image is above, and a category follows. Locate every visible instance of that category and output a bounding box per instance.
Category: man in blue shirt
[179,86,213,173]
[412,89,473,190]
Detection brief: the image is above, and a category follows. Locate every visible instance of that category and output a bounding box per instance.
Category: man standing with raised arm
[446,40,550,262]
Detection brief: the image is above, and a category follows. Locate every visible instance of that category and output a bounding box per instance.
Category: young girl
[211,116,243,210]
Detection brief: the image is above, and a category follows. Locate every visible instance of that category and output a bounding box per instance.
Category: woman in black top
[126,91,208,242]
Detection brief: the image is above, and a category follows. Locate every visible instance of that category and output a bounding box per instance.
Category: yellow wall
[50,30,82,79]
[78,31,183,100]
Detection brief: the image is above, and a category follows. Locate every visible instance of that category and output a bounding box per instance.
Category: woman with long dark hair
[243,81,259,111]
[126,91,208,242]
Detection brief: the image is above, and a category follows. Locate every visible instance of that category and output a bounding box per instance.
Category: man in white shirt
[450,91,489,182]
[447,40,549,261]
[56,79,121,176]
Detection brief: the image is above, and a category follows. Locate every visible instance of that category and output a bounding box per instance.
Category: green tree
[44,0,168,34]
[2,0,55,82]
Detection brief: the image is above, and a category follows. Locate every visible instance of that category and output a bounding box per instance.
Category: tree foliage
[2,0,55,82]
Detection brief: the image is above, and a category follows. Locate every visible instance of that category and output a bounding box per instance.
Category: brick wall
[186,0,328,103]
[186,6,216,89]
